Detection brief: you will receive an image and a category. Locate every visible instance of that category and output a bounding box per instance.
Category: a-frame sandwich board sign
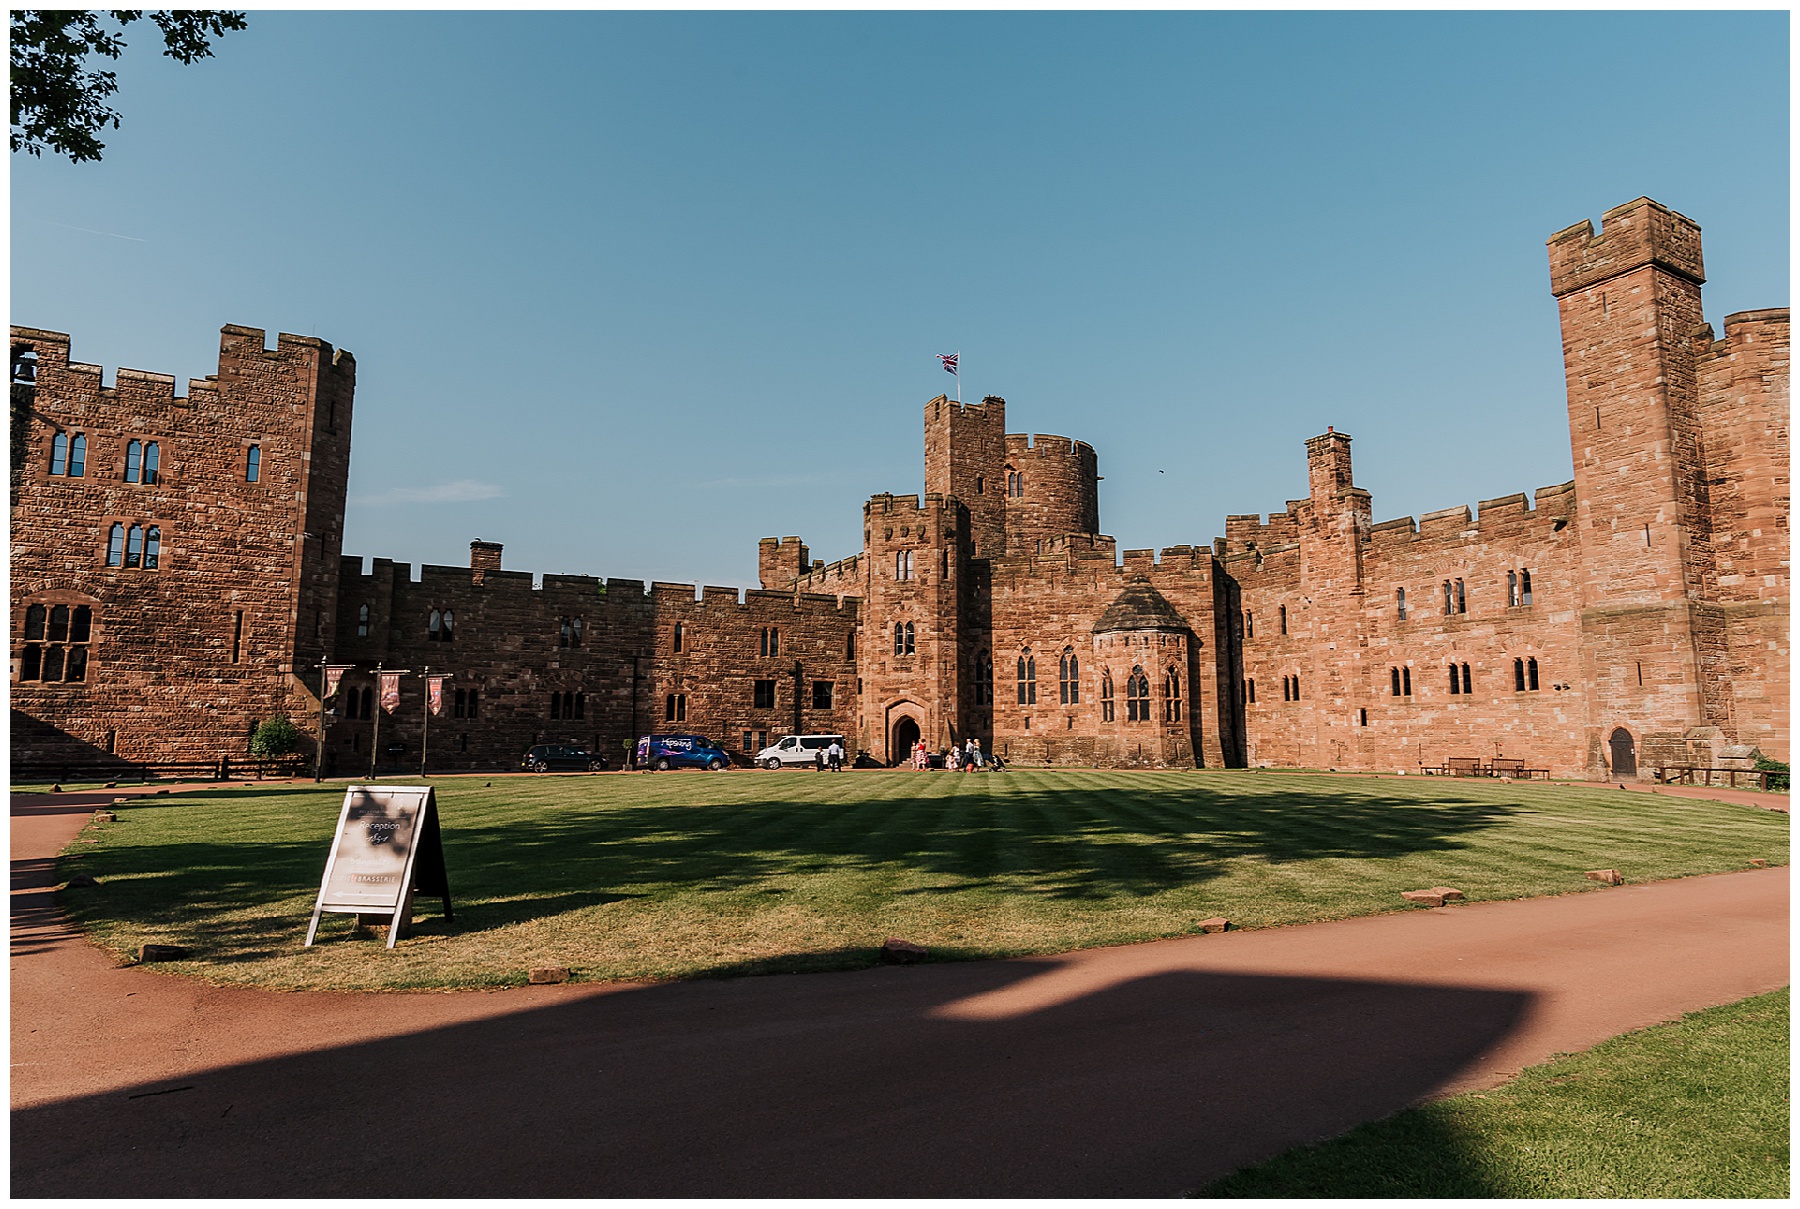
[306,785,453,949]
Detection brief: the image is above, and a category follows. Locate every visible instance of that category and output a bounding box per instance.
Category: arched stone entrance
[891,715,921,766]
[1609,727,1637,778]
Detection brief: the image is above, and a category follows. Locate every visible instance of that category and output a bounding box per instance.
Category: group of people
[812,739,847,771]
[907,738,994,771]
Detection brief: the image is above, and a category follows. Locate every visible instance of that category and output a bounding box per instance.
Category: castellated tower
[1002,432,1100,556]
[757,536,810,591]
[1300,428,1371,603]
[924,394,1006,559]
[923,391,1101,560]
[857,492,968,762]
[10,324,357,767]
[1549,197,1788,774]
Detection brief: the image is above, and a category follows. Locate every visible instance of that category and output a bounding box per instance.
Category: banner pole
[420,665,430,779]
[316,657,327,782]
[370,662,383,781]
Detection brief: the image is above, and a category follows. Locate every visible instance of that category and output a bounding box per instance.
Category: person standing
[827,739,843,771]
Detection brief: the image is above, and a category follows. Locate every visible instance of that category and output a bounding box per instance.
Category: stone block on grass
[1750,858,1769,868]
[1585,869,1624,885]
[1427,886,1466,902]
[93,809,117,823]
[138,943,188,962]
[1401,889,1447,907]
[1197,917,1230,933]
[880,938,927,964]
[66,873,101,888]
[529,966,571,985]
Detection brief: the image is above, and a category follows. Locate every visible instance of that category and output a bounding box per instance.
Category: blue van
[635,734,732,771]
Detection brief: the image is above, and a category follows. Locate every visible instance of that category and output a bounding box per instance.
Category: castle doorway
[891,715,921,765]
[1609,727,1637,778]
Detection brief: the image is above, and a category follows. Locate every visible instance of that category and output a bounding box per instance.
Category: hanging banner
[380,671,402,713]
[324,664,352,699]
[304,785,453,949]
[427,675,448,717]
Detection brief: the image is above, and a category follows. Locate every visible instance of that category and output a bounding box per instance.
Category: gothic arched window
[1017,650,1036,705]
[1126,668,1150,722]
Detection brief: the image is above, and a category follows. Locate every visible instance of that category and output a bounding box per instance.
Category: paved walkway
[11,787,1789,1197]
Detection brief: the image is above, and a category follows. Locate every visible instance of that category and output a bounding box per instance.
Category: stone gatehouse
[11,197,1788,779]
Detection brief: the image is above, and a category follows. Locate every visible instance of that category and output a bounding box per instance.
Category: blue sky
[12,11,1788,587]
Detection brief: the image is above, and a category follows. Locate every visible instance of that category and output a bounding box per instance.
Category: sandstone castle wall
[11,197,1787,778]
[10,325,354,764]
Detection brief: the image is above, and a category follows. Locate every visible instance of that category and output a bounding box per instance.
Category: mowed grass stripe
[54,770,1787,992]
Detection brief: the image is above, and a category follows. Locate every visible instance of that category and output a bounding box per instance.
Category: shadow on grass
[1197,1102,1503,1196]
[54,778,1528,952]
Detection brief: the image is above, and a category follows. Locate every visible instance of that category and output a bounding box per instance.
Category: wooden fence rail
[12,756,308,785]
[1654,766,1783,792]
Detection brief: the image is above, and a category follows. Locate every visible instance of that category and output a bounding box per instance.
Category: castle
[10,198,1789,780]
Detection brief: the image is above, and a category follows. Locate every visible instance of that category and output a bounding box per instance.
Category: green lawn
[54,768,1787,992]
[1200,987,1790,1198]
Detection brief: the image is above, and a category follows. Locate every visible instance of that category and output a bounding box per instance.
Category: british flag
[937,353,958,375]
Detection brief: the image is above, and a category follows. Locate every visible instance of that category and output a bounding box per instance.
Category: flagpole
[956,349,962,404]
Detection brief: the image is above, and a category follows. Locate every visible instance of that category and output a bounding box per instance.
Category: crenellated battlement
[1547,196,1704,298]
[1699,308,1791,360]
[1004,432,1093,459]
[1223,511,1301,553]
[1359,481,1578,551]
[927,394,1003,422]
[866,491,950,517]
[792,552,865,596]
[756,534,811,591]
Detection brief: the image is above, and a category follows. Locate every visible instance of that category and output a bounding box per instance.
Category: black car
[521,744,608,772]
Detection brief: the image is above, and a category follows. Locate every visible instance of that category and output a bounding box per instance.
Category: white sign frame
[306,784,451,949]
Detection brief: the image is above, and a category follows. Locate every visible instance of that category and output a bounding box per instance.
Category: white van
[756,734,845,769]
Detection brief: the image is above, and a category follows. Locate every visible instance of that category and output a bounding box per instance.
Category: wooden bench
[1446,756,1485,777]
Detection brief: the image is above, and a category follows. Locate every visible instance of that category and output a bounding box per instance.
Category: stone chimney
[470,539,503,572]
